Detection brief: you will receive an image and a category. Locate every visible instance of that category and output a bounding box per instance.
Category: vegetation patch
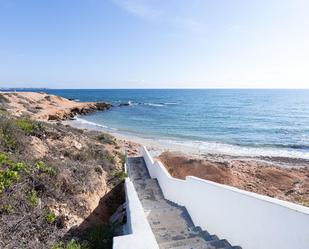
[103,152,115,164]
[0,121,18,151]
[112,170,128,182]
[46,209,57,224]
[299,198,309,207]
[0,203,15,214]
[97,133,116,145]
[15,118,38,134]
[0,158,24,193]
[80,224,114,249]
[27,189,39,206]
[35,161,56,176]
[52,224,115,249]
[51,239,90,249]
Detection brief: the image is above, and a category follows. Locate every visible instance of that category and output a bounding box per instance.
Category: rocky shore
[0,91,112,121]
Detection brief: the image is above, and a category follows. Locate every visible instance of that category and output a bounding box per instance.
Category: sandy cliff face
[158,151,309,207]
[0,91,111,121]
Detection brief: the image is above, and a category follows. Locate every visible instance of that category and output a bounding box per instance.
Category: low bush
[0,118,23,151]
[0,167,21,193]
[35,161,56,176]
[97,133,116,145]
[46,209,57,224]
[0,203,14,214]
[51,239,90,249]
[0,126,18,151]
[80,224,114,249]
[112,170,128,181]
[27,189,39,206]
[299,198,309,207]
[10,162,26,171]
[0,152,10,165]
[118,152,126,165]
[15,118,43,135]
[103,153,115,164]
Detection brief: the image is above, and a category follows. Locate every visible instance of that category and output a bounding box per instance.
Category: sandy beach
[65,117,309,207]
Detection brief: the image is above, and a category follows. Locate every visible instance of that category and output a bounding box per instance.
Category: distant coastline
[0,87,50,91]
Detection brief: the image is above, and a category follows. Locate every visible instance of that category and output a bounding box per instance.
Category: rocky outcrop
[0,92,112,121]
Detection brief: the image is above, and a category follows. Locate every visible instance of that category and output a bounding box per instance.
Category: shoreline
[66,116,309,207]
[1,91,308,207]
[65,117,309,168]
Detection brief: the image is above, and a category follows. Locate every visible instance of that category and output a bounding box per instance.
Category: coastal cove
[1,90,309,249]
[31,88,309,160]
[2,2,309,248]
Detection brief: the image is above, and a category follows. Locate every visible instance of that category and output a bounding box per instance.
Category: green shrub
[27,189,39,206]
[0,168,20,193]
[112,170,128,181]
[103,153,115,164]
[82,224,114,249]
[0,182,4,193]
[51,225,114,249]
[35,161,56,176]
[0,203,14,214]
[299,198,309,207]
[15,119,37,134]
[119,153,126,165]
[0,154,27,193]
[0,129,17,151]
[97,133,116,145]
[51,239,89,249]
[0,152,10,165]
[46,210,57,224]
[10,162,26,172]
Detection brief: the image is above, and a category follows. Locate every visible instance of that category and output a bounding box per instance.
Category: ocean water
[33,89,309,158]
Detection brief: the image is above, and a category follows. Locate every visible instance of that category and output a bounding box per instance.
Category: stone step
[142,199,173,210]
[152,227,203,244]
[127,157,242,249]
[134,179,163,189]
[207,239,231,248]
[201,233,219,242]
[159,237,213,249]
[222,247,242,249]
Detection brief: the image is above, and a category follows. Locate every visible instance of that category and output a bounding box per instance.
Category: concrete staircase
[127,156,242,249]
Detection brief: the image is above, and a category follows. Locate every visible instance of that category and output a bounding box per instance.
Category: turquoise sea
[28,89,309,159]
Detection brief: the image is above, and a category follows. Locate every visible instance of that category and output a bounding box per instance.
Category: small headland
[0,91,112,121]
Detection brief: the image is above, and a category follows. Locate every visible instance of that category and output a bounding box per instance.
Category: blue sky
[0,0,308,88]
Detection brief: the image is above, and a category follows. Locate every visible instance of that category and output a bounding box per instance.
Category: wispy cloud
[171,17,205,34]
[112,0,159,19]
[111,0,206,34]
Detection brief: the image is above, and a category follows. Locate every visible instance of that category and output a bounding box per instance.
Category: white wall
[113,167,159,249]
[141,146,309,249]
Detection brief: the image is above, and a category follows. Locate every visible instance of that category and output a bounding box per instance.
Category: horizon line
[1,87,309,90]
